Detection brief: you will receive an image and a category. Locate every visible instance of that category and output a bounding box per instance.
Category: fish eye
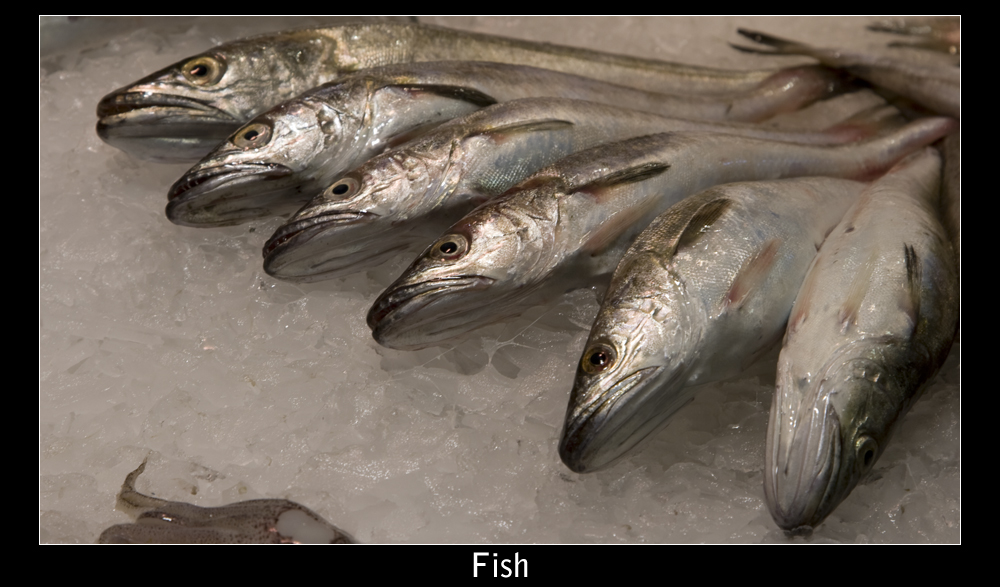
[232,122,272,150]
[429,234,469,260]
[581,344,616,374]
[181,55,226,85]
[323,177,360,200]
[855,435,878,474]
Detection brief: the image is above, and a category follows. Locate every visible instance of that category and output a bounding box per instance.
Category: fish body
[764,148,958,532]
[262,97,889,282]
[167,60,844,228]
[96,21,809,162]
[735,28,960,118]
[98,460,356,544]
[559,177,866,473]
[367,117,955,351]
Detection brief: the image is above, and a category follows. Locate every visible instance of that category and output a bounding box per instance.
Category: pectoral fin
[573,161,671,202]
[838,249,878,334]
[472,119,575,143]
[395,84,498,108]
[724,237,783,311]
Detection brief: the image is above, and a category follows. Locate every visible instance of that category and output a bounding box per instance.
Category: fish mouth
[165,163,295,227]
[367,276,496,348]
[97,91,237,125]
[559,365,667,473]
[96,92,241,163]
[264,211,377,257]
[262,211,400,281]
[764,394,842,532]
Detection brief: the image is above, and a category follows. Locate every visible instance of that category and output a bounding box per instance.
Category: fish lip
[167,163,293,202]
[367,276,496,332]
[560,365,663,473]
[262,211,378,260]
[96,91,237,123]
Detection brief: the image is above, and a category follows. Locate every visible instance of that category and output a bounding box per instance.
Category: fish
[764,148,959,533]
[733,28,960,118]
[262,98,900,282]
[867,17,960,55]
[95,21,825,163]
[167,60,847,228]
[367,117,955,351]
[559,177,867,473]
[97,459,356,544]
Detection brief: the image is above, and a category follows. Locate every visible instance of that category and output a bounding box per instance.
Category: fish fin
[580,196,663,256]
[724,237,783,311]
[116,457,171,514]
[573,162,671,200]
[385,120,450,149]
[820,105,908,143]
[901,243,922,331]
[787,269,818,337]
[471,119,575,142]
[735,29,817,56]
[729,42,782,56]
[395,84,498,108]
[838,249,878,334]
[674,198,733,254]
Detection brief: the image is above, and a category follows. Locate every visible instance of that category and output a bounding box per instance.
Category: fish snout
[367,276,497,350]
[559,364,675,473]
[764,389,842,531]
[166,163,296,227]
[96,92,240,163]
[262,212,398,281]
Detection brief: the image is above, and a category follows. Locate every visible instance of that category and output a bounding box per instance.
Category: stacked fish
[94,18,959,540]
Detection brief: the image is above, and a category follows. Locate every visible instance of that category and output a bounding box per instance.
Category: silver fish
[97,459,356,544]
[559,177,867,474]
[367,117,955,351]
[734,28,960,118]
[262,98,894,282]
[95,21,816,162]
[167,60,846,228]
[764,148,958,533]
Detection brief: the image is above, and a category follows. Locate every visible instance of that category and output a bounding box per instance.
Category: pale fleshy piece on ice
[765,148,959,533]
[560,176,867,473]
[98,459,356,544]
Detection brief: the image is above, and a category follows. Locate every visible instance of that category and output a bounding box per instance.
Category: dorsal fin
[574,162,671,197]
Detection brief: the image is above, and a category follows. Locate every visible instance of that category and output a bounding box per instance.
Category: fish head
[367,185,559,350]
[166,83,369,227]
[263,141,460,280]
[95,31,338,163]
[765,347,900,533]
[559,254,700,472]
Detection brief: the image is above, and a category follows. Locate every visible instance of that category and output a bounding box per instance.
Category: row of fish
[95,20,959,538]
